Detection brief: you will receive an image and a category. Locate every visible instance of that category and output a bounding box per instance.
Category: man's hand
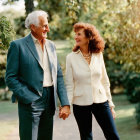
[59,105,71,120]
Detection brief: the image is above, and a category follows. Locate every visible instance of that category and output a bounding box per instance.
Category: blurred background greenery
[0,0,140,139]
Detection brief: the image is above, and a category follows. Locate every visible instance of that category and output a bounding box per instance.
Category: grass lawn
[113,95,140,140]
[54,40,72,73]
[0,101,18,140]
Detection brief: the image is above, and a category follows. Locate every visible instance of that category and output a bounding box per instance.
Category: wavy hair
[73,22,105,53]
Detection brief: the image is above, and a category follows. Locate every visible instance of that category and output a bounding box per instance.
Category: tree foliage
[105,0,140,72]
[65,0,140,72]
[0,16,15,87]
[0,16,15,50]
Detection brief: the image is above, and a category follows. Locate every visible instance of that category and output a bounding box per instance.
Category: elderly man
[5,10,70,140]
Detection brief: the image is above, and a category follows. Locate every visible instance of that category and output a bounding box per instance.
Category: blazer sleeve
[65,54,74,105]
[57,61,70,106]
[101,53,115,108]
[50,41,70,106]
[5,41,40,104]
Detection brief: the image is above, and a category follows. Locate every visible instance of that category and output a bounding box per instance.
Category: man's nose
[45,26,50,32]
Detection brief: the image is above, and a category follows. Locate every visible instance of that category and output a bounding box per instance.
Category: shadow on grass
[115,115,140,140]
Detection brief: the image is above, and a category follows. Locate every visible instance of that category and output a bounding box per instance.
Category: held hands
[59,105,71,120]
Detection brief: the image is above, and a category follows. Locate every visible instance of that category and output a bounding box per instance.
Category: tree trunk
[25,0,34,15]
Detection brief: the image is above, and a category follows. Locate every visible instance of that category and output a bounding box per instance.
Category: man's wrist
[62,105,70,108]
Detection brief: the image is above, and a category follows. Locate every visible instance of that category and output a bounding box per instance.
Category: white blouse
[65,49,115,107]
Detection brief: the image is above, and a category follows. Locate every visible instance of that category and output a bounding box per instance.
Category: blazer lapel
[45,40,54,72]
[25,34,43,69]
[45,40,57,80]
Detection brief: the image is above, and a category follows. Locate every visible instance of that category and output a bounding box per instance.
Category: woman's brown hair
[73,22,105,53]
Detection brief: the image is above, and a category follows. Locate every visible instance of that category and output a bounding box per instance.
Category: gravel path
[6,110,105,140]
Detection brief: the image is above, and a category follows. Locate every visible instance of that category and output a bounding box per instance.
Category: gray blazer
[5,34,69,107]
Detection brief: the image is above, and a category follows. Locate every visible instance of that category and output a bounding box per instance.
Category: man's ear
[30,24,35,32]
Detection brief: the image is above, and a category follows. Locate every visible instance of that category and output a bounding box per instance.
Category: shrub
[136,102,140,128]
[124,73,140,103]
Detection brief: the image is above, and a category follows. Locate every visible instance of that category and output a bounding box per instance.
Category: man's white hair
[25,10,48,29]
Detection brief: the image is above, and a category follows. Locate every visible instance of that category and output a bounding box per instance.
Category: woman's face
[74,28,89,47]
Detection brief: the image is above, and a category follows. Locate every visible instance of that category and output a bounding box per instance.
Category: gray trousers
[18,86,55,140]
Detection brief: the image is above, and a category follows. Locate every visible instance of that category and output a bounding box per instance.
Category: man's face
[31,16,50,40]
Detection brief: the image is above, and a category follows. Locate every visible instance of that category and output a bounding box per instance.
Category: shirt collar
[31,33,39,44]
[31,33,47,46]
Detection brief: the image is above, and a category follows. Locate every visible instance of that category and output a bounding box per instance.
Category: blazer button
[40,81,43,83]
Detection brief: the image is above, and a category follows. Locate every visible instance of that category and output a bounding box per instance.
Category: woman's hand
[59,106,71,120]
[110,107,116,119]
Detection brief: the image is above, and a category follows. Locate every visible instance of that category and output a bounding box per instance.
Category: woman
[65,22,120,140]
